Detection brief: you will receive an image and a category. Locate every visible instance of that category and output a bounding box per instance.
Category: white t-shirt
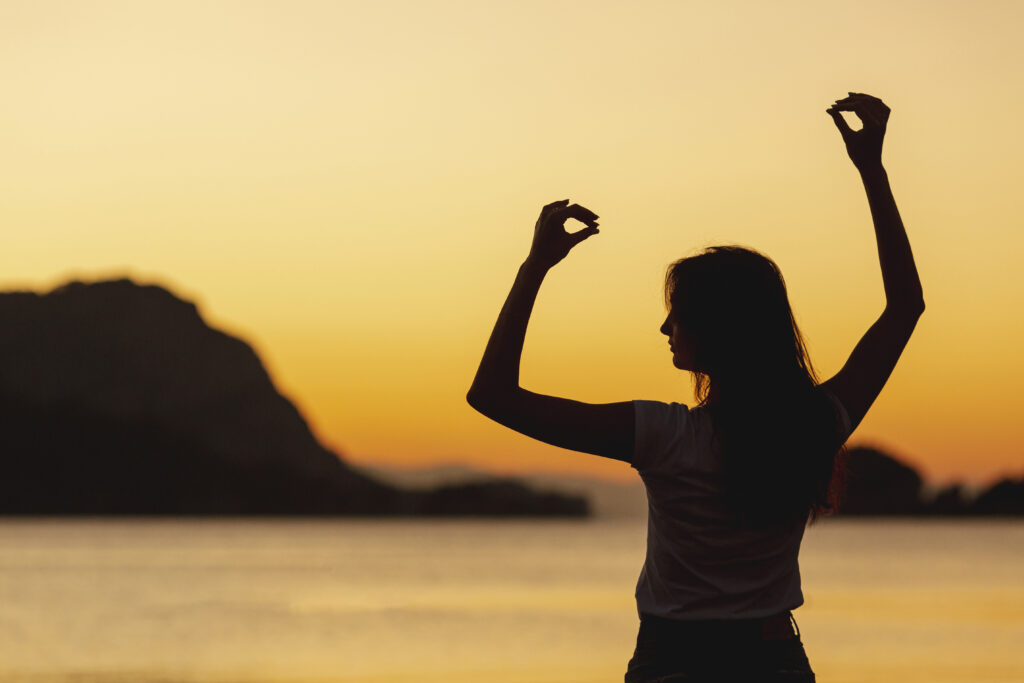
[630,390,851,620]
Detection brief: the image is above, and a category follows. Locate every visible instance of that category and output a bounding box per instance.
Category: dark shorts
[624,611,816,683]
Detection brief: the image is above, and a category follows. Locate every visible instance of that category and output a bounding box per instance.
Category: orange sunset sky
[2,1,1021,485]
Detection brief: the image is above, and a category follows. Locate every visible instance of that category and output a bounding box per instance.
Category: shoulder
[633,398,693,437]
[633,398,690,423]
[632,400,712,473]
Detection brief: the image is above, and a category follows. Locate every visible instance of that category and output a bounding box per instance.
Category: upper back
[629,391,851,619]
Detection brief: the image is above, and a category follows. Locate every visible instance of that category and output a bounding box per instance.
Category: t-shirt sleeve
[631,399,690,474]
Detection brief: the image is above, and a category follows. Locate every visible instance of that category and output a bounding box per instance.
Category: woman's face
[660,311,695,371]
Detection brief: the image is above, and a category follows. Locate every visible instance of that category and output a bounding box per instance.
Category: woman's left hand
[527,199,600,270]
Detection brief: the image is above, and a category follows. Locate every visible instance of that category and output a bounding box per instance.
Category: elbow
[466,384,497,415]
[887,296,925,320]
[908,297,926,318]
[466,387,487,412]
[466,383,514,417]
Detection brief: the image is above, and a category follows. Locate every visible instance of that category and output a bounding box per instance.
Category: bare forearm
[468,200,599,408]
[859,164,924,312]
[468,259,549,400]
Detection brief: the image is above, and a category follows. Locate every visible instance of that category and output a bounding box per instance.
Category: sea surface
[0,518,1021,683]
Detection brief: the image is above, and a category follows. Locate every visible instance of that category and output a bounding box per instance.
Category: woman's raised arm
[466,200,635,463]
[820,93,926,434]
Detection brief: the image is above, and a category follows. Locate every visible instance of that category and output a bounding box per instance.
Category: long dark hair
[665,246,845,525]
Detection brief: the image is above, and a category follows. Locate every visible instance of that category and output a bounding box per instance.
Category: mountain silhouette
[0,279,586,516]
[838,446,925,515]
[838,446,1024,516]
[971,477,1024,515]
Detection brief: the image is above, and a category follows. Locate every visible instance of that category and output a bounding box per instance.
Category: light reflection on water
[0,518,1021,683]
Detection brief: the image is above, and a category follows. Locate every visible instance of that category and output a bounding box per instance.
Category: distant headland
[362,449,1024,520]
[0,279,586,517]
[836,446,1024,516]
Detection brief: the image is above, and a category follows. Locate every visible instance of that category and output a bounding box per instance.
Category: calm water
[0,518,1021,683]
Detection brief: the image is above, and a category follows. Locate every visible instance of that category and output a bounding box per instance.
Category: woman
[467,92,924,682]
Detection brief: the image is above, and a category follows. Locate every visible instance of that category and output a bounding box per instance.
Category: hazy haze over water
[0,519,1020,683]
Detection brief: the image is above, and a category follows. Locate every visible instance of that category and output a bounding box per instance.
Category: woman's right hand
[827,92,890,171]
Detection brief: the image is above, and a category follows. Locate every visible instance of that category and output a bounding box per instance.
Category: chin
[671,352,695,371]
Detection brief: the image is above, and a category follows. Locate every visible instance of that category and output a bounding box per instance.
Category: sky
[1,0,1022,485]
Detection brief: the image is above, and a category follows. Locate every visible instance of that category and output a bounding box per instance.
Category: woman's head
[662,246,817,402]
[662,246,844,524]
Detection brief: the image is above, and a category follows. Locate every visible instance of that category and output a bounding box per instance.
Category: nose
[660,316,671,337]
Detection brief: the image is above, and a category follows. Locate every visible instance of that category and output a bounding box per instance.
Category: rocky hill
[0,279,586,517]
[839,446,1024,516]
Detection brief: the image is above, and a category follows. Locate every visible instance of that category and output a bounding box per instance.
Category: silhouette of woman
[467,92,923,682]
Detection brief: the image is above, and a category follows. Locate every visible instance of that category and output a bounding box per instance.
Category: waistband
[638,610,799,642]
